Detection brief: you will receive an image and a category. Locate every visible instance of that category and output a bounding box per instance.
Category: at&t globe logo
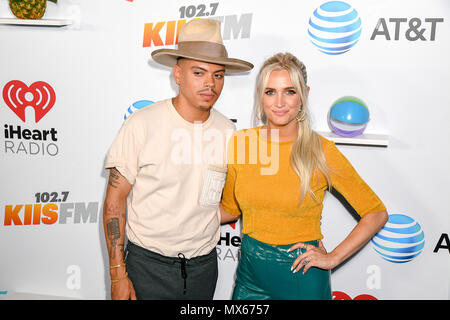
[372,214,425,263]
[124,100,154,120]
[308,1,362,55]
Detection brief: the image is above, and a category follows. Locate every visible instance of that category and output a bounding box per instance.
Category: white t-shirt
[105,98,235,259]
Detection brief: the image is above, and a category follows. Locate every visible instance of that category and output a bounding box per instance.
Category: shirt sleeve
[323,139,386,217]
[220,134,242,216]
[104,117,145,185]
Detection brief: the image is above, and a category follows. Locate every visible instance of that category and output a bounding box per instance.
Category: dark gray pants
[125,241,218,300]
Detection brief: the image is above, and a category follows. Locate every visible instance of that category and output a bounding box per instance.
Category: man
[102,19,253,300]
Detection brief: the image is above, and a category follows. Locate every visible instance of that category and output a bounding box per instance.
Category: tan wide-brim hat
[151,19,253,73]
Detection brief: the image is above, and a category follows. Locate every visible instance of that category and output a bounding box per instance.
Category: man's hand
[111,275,137,300]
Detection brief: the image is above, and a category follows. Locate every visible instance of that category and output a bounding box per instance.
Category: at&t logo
[371,214,425,263]
[124,100,154,120]
[370,18,444,41]
[308,1,444,55]
[308,1,362,55]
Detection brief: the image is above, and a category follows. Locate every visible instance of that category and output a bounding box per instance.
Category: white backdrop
[0,0,449,300]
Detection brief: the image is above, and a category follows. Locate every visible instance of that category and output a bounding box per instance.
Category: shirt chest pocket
[199,165,227,207]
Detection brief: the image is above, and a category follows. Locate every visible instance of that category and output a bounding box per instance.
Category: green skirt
[232,235,332,300]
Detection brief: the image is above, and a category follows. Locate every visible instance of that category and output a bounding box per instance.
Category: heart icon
[2,80,56,123]
[333,291,377,300]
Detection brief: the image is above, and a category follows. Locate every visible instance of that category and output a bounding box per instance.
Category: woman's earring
[296,106,306,122]
[258,108,265,122]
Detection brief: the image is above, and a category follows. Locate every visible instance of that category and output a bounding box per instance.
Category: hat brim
[151,49,253,74]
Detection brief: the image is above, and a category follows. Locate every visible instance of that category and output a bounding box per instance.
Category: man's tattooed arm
[108,168,121,189]
[106,217,122,259]
[103,168,132,268]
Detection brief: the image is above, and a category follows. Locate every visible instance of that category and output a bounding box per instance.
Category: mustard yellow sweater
[221,127,386,245]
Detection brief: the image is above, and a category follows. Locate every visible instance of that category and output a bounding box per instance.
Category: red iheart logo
[2,80,56,123]
[333,291,377,300]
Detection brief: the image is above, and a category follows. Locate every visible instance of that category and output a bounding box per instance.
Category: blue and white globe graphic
[308,1,362,55]
[124,100,154,120]
[371,214,425,263]
[328,96,370,137]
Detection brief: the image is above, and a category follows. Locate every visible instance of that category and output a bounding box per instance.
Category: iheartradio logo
[333,291,377,300]
[2,80,56,123]
[2,80,59,157]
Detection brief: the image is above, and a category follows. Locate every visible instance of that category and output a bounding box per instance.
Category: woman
[220,52,388,300]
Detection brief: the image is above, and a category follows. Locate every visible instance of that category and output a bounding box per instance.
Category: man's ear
[173,63,181,85]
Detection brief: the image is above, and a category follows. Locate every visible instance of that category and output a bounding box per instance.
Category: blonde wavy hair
[254,52,332,203]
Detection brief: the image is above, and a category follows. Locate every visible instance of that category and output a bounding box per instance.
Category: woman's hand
[288,211,388,274]
[288,240,338,274]
[219,203,239,224]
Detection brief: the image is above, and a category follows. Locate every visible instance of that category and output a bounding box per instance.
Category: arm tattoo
[107,218,122,259]
[107,218,120,239]
[108,168,121,189]
[105,168,127,260]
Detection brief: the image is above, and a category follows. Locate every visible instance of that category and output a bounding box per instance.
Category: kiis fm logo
[143,2,252,47]
[2,80,60,156]
[3,191,99,226]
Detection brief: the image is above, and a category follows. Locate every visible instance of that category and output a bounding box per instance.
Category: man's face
[173,58,225,111]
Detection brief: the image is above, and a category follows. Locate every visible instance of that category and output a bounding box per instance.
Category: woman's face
[262,69,302,129]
